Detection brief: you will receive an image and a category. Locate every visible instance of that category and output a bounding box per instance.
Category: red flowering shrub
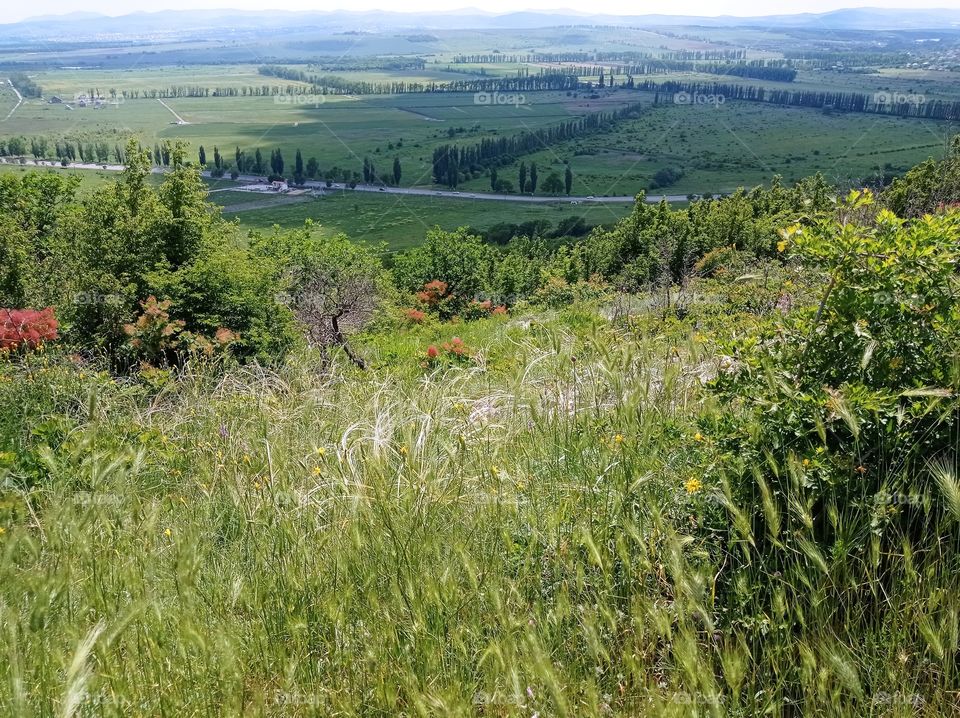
[442,337,470,358]
[415,280,459,320]
[124,296,238,367]
[416,280,450,306]
[0,307,59,352]
[405,308,427,324]
[422,337,473,367]
[462,299,492,321]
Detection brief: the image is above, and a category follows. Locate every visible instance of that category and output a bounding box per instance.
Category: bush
[712,191,960,614]
[0,307,58,352]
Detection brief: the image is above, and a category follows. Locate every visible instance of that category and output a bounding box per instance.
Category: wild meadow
[0,139,959,716]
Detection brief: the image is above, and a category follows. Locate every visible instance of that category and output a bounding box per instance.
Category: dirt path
[2,79,23,122]
[157,98,189,124]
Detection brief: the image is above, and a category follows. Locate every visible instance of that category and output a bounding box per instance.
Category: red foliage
[423,337,473,366]
[416,280,452,306]
[441,336,470,357]
[405,308,427,324]
[492,305,508,316]
[0,307,59,352]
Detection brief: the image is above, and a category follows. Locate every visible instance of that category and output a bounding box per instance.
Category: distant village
[47,93,119,110]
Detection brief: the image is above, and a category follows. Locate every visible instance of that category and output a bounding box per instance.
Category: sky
[3,0,959,23]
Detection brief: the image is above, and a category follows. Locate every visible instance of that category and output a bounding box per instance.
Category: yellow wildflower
[314,447,326,457]
[777,240,787,252]
[163,528,172,538]
[685,478,703,495]
[693,432,704,442]
[312,466,322,477]
[614,434,624,445]
[399,446,408,456]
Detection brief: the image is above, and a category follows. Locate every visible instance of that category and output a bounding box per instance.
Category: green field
[3,21,960,223]
[220,190,632,248]
[456,99,952,196]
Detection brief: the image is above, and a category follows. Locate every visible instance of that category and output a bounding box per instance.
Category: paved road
[2,79,23,122]
[0,159,695,205]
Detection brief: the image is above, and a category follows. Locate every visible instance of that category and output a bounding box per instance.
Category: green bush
[713,191,960,614]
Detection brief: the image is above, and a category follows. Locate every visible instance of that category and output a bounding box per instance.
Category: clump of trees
[0,140,386,370]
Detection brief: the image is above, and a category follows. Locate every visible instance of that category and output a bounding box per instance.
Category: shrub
[122,296,239,367]
[404,308,427,324]
[462,299,492,321]
[422,336,472,366]
[712,191,960,614]
[0,307,58,352]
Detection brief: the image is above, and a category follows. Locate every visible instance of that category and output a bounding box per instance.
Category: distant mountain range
[2,6,959,41]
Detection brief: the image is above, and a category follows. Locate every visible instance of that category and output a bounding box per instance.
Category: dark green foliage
[884,136,960,218]
[0,140,299,365]
[712,192,960,629]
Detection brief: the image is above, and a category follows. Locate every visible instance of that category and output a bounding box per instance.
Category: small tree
[255,225,385,369]
[541,172,564,195]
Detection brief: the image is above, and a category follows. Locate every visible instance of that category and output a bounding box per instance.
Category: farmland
[3,7,960,716]
[1,20,958,246]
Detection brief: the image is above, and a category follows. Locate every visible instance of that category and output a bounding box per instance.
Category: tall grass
[0,297,956,716]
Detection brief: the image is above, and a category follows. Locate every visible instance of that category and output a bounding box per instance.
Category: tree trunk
[331,315,366,370]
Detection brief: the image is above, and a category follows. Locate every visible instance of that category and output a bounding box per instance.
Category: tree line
[561,61,797,83]
[9,73,41,98]
[259,65,581,96]
[643,79,960,120]
[0,136,124,164]
[431,102,644,188]
[450,49,746,63]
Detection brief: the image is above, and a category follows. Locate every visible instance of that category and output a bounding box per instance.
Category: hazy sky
[3,0,959,24]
